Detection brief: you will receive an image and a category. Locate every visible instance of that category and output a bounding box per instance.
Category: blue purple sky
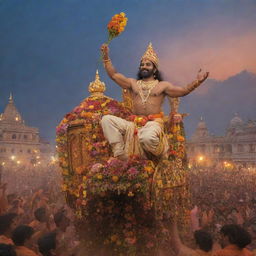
[0,0,255,142]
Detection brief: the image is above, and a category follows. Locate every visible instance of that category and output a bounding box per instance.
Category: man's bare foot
[117,154,128,161]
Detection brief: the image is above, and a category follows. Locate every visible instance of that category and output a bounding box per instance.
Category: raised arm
[164,69,209,97]
[169,220,197,256]
[101,44,133,89]
[169,220,183,254]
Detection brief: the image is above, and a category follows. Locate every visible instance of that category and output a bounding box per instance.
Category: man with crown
[101,43,209,161]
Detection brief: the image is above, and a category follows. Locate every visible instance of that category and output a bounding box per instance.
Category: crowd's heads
[248,217,256,233]
[34,207,47,222]
[38,232,57,256]
[0,213,18,235]
[0,244,16,256]
[220,224,252,249]
[11,225,34,246]
[7,194,17,205]
[11,199,20,208]
[194,230,213,252]
[54,209,70,232]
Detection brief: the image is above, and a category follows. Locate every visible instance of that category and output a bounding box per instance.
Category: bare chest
[131,81,165,99]
[130,81,166,114]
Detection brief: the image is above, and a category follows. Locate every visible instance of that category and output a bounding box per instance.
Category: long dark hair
[136,63,164,81]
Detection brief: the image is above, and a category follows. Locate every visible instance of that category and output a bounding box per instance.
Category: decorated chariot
[56,71,190,255]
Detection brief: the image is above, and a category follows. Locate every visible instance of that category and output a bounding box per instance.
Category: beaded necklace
[137,79,159,107]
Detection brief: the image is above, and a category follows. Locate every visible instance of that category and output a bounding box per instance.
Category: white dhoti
[100,115,169,158]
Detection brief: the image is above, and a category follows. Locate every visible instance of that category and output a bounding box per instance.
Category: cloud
[159,28,256,84]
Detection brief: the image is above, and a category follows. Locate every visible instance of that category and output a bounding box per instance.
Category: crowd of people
[189,166,256,238]
[0,163,255,255]
[185,165,256,255]
[0,164,80,256]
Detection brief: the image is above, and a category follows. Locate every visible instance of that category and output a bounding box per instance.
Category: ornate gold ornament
[88,70,106,96]
[141,42,159,67]
[137,79,159,106]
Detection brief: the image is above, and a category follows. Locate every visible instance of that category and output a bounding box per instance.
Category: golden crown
[88,70,106,95]
[141,42,159,67]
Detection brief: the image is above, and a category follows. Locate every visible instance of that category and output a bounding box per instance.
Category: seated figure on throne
[100,43,209,160]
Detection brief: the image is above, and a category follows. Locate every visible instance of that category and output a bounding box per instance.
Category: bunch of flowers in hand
[106,12,128,44]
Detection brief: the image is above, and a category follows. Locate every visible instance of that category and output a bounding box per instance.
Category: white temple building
[186,114,256,167]
[0,94,52,166]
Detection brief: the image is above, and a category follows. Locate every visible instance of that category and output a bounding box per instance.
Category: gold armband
[102,58,112,68]
[186,79,201,93]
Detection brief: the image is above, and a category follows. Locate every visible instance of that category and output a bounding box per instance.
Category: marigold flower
[144,166,154,173]
[97,174,103,180]
[128,191,134,197]
[112,175,119,182]
[157,180,163,188]
[106,12,128,44]
[62,169,69,176]
[61,184,67,191]
[111,234,118,242]
[177,135,185,142]
[75,166,83,174]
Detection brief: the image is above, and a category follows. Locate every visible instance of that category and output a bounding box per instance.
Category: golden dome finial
[9,92,13,103]
[88,70,106,96]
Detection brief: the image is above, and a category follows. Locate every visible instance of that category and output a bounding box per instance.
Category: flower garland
[78,156,158,255]
[56,95,131,199]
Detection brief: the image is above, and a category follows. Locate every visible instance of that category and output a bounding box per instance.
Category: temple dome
[229,113,243,128]
[197,117,207,129]
[0,93,24,125]
[191,117,209,139]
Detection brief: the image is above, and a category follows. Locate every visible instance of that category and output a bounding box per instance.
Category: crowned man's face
[139,59,155,79]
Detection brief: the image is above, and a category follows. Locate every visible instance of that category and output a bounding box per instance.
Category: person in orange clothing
[0,213,18,245]
[213,224,253,256]
[11,225,38,256]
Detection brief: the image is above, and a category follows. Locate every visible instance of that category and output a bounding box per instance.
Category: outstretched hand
[197,69,209,83]
[101,44,109,59]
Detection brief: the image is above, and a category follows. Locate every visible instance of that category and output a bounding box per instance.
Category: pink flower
[125,237,136,245]
[73,106,83,114]
[107,158,124,169]
[127,167,139,176]
[56,124,68,135]
[90,163,103,173]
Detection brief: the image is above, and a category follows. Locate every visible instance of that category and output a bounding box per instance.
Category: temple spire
[88,70,106,96]
[9,92,13,103]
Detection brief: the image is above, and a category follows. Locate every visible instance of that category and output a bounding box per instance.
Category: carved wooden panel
[67,124,88,172]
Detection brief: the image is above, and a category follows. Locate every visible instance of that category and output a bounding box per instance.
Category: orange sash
[128,112,164,128]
